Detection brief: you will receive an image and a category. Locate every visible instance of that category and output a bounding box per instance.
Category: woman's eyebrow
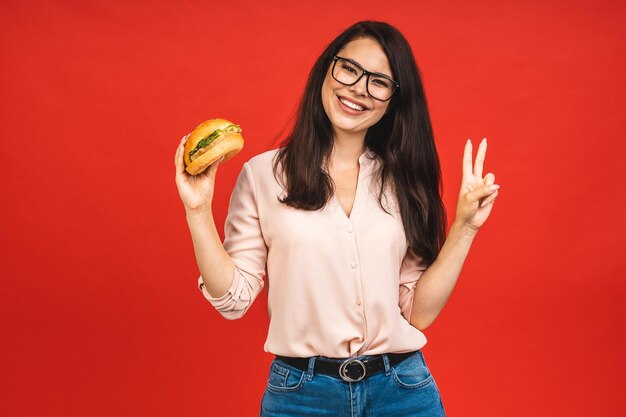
[345,57,393,79]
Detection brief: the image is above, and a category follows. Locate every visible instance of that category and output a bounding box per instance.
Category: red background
[2,0,625,415]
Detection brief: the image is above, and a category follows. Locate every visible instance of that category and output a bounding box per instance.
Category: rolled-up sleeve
[398,247,427,322]
[197,162,268,320]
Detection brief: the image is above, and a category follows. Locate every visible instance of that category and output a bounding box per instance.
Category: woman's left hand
[455,138,500,232]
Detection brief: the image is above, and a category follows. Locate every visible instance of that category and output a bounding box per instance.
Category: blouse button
[347,225,353,233]
[356,298,362,306]
[351,262,357,268]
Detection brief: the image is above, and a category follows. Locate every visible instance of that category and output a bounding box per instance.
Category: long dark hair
[271,21,446,265]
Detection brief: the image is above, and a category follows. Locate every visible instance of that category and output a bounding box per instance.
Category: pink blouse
[198,147,428,358]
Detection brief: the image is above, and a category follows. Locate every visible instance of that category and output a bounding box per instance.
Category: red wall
[2,1,624,415]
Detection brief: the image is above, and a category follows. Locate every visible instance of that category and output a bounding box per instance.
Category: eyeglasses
[331,56,399,102]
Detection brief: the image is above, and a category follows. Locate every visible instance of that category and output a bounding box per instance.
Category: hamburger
[183,118,244,175]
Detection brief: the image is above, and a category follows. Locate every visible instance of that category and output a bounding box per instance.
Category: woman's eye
[372,79,390,88]
[342,64,358,74]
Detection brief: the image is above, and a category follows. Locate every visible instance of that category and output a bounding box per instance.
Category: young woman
[175,20,499,417]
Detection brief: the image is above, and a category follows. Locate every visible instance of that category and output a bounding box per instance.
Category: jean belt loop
[381,353,392,375]
[306,356,316,380]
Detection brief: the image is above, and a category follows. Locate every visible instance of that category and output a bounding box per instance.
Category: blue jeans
[260,350,446,416]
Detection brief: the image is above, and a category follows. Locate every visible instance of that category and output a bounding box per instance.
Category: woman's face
[321,37,393,139]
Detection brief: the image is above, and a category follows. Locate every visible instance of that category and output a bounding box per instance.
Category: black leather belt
[276,350,417,383]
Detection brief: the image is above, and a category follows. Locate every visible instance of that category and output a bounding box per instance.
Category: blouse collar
[358,146,378,167]
[322,146,379,170]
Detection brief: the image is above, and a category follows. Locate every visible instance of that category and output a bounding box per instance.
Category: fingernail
[489,184,500,191]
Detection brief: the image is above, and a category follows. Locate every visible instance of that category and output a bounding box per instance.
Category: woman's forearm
[409,221,478,330]
[186,208,235,298]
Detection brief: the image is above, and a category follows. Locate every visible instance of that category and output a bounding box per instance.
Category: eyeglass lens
[333,58,396,101]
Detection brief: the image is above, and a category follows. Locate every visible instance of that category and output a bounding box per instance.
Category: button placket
[345,219,367,352]
[348,221,358,268]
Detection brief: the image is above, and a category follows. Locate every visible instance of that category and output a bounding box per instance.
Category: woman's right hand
[174,134,224,213]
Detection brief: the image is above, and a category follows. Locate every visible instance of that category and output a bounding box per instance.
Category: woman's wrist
[185,205,214,220]
[450,218,479,239]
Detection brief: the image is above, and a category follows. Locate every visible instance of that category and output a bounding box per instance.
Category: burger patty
[190,144,212,161]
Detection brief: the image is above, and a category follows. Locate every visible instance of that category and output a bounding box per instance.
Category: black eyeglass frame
[331,56,400,102]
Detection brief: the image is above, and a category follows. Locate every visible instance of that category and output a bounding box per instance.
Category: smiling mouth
[338,96,368,112]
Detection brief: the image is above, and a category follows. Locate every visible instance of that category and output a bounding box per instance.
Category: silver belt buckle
[339,358,366,382]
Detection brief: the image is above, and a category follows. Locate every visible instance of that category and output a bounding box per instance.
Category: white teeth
[339,97,365,111]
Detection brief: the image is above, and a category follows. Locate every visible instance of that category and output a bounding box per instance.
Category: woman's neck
[329,131,366,171]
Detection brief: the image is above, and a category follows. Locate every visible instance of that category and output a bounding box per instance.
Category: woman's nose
[349,75,368,96]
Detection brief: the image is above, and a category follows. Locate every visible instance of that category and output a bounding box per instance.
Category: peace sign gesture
[455,138,500,232]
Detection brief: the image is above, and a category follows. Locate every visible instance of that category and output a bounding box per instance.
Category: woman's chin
[331,123,364,136]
